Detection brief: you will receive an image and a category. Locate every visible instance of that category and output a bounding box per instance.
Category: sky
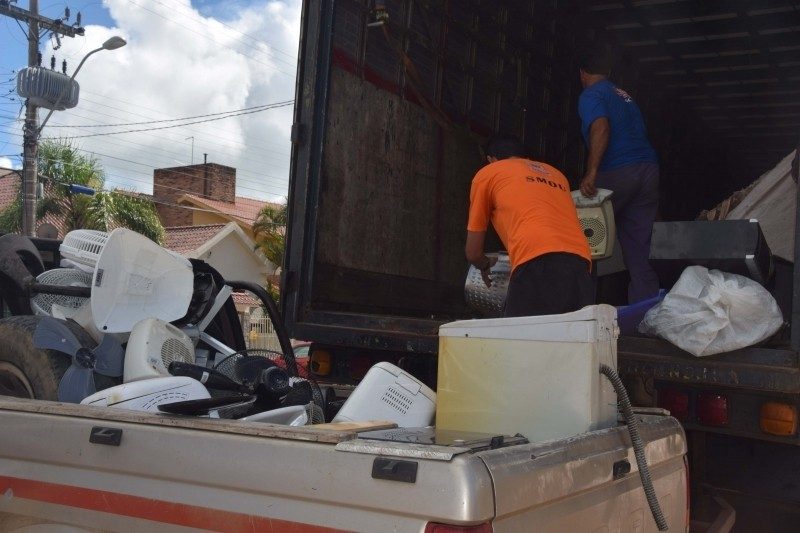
[0,0,301,202]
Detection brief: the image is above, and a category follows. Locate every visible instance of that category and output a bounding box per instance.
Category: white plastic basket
[60,230,109,270]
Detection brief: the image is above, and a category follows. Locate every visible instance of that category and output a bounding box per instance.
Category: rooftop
[163,224,227,255]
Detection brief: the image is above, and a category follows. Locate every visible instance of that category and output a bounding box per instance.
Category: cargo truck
[281,0,800,525]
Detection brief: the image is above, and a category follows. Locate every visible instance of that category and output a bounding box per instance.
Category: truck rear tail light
[310,350,331,376]
[657,388,689,421]
[424,522,492,533]
[760,402,797,436]
[696,393,729,426]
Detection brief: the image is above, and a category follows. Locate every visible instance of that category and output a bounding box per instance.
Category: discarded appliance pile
[2,227,437,428]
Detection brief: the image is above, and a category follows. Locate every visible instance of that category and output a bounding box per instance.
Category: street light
[21,35,126,236]
[38,36,127,133]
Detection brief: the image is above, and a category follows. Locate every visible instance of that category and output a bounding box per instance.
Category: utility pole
[0,0,84,235]
[22,0,40,237]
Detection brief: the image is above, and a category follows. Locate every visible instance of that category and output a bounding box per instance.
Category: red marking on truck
[0,475,345,532]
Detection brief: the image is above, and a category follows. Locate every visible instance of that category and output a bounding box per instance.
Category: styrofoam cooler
[436,305,619,443]
[333,362,436,427]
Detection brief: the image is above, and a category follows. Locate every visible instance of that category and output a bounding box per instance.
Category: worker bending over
[465,135,592,317]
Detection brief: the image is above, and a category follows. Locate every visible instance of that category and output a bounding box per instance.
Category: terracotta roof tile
[163,224,227,255]
[181,194,282,227]
[232,291,260,307]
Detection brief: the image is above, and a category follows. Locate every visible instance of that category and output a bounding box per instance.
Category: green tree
[0,139,164,243]
[253,202,287,302]
[253,202,287,267]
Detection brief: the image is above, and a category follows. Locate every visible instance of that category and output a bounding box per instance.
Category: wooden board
[308,420,396,431]
[0,396,396,444]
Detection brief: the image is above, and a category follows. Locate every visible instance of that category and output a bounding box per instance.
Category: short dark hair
[486,134,526,160]
[578,47,613,76]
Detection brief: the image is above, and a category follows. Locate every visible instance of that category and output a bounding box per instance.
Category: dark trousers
[503,253,593,318]
[596,162,660,304]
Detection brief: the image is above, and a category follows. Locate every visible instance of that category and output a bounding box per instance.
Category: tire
[0,316,118,401]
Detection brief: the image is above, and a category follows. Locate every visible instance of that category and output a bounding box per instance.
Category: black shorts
[503,253,594,318]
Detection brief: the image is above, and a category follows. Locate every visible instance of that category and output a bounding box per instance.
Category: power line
[1,128,291,197]
[68,101,295,139]
[144,0,299,64]
[48,93,293,159]
[125,0,298,79]
[55,100,294,128]
[1,124,292,195]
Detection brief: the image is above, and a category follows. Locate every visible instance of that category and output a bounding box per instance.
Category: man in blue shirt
[578,50,660,304]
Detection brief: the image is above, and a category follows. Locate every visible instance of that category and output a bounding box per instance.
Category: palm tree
[0,139,164,243]
[253,202,287,268]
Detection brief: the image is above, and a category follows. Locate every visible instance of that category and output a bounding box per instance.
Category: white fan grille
[30,268,92,316]
[160,337,193,367]
[580,217,607,248]
[60,230,109,268]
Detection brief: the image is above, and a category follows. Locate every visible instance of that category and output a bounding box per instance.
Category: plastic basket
[60,230,109,269]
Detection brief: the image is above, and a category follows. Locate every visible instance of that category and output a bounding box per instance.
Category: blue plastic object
[616,289,667,336]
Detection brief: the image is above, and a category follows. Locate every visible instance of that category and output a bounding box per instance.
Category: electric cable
[55,101,294,128]
[68,101,295,139]
[599,364,669,531]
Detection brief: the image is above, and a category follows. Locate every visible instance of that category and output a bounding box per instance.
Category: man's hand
[480,255,498,288]
[580,171,597,197]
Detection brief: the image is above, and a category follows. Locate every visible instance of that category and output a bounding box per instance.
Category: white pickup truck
[0,397,688,532]
[0,234,691,532]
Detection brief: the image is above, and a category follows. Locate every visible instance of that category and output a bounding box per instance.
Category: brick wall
[153,163,236,227]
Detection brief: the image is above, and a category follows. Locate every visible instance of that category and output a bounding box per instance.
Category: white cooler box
[437,305,619,443]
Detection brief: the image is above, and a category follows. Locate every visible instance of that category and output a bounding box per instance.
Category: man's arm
[465,231,497,287]
[580,117,610,197]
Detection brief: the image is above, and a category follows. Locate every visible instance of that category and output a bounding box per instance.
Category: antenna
[50,55,55,70]
[64,7,70,21]
[62,60,67,75]
[184,136,194,164]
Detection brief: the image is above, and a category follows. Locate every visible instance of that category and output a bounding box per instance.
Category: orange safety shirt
[467,158,592,271]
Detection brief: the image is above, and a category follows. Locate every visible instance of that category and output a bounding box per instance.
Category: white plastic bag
[638,266,783,356]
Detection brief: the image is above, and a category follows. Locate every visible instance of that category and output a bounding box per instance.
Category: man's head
[485,134,526,163]
[578,48,613,88]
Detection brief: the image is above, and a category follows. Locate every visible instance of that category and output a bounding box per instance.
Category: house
[163,222,274,284]
[152,163,283,241]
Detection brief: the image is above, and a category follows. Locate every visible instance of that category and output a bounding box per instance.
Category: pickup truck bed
[0,397,688,532]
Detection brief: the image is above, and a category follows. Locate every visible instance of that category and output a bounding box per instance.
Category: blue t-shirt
[578,79,657,171]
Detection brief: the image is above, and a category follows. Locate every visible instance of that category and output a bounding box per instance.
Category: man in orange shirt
[465,135,593,317]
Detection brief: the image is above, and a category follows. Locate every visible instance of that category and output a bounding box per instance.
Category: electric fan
[213,349,325,422]
[30,268,92,317]
[571,188,616,259]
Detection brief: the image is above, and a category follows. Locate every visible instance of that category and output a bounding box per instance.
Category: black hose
[225,280,298,377]
[600,364,669,531]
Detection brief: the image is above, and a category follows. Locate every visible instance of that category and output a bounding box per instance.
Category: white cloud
[0,156,20,169]
[41,0,301,202]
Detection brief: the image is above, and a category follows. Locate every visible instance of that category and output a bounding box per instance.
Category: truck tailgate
[478,415,688,532]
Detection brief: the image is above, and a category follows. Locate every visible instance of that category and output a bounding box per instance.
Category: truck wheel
[0,316,111,401]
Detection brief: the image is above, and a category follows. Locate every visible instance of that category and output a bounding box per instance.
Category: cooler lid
[438,304,618,342]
